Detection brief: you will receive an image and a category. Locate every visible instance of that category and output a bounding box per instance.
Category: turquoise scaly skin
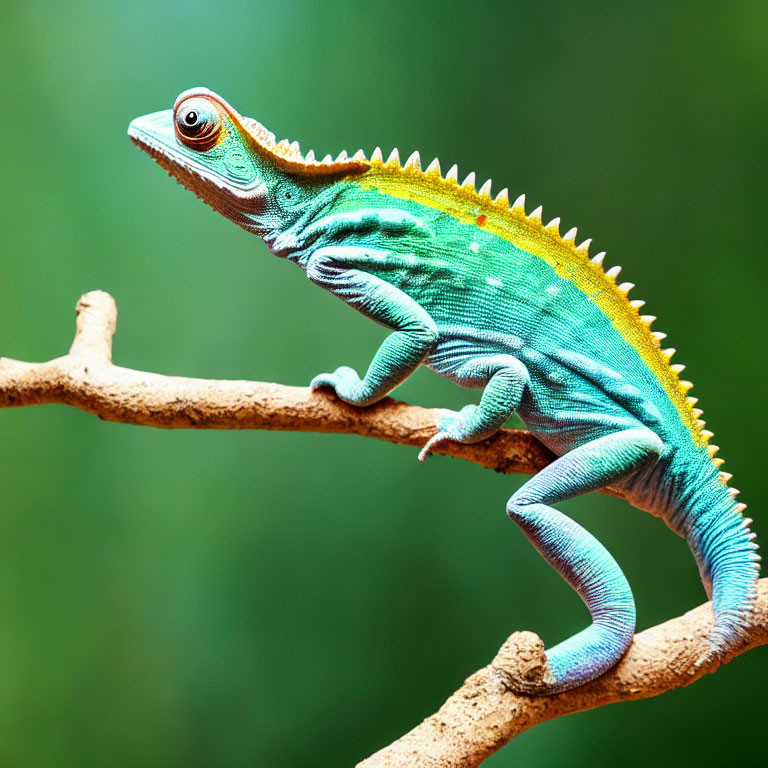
[128,88,760,694]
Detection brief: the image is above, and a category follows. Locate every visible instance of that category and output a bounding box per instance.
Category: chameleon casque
[128,87,760,695]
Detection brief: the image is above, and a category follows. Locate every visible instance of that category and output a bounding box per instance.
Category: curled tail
[689,499,760,654]
[669,460,760,657]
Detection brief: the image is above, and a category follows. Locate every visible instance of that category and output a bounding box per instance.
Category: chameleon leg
[505,427,663,694]
[418,355,529,461]
[306,251,438,405]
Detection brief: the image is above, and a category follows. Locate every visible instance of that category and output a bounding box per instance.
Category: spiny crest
[237,116,369,176]
[175,88,369,176]
[365,146,726,464]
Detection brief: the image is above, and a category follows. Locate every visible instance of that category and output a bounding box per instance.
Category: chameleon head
[128,88,271,232]
[130,88,372,239]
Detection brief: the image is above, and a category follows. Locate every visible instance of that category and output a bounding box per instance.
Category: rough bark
[1,291,764,768]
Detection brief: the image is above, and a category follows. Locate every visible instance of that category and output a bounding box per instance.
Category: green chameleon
[129,87,759,694]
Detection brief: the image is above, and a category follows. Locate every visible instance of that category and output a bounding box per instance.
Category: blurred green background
[0,1,766,766]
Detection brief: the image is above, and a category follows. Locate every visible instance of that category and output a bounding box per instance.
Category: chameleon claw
[418,431,452,462]
[419,407,479,461]
[309,373,337,392]
[310,367,375,405]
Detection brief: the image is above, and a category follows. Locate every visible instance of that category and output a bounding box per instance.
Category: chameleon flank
[129,88,760,694]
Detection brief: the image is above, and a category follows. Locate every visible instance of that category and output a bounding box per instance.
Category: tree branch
[1,291,763,767]
[358,579,768,768]
[0,290,554,477]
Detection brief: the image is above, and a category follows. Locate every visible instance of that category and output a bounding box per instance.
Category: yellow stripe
[354,160,703,445]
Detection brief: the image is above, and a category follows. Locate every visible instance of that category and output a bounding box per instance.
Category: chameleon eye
[174,98,223,150]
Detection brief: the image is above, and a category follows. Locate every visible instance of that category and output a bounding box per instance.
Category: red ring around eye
[174,98,224,151]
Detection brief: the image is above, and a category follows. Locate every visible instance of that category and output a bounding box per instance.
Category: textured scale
[128,87,760,695]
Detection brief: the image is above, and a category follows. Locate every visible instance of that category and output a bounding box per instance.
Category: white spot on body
[485,277,503,288]
[469,240,481,253]
[545,284,560,296]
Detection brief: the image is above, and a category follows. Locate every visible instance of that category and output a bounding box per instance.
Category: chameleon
[128,87,760,694]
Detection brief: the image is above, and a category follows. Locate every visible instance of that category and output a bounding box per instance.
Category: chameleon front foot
[419,357,529,461]
[310,366,377,406]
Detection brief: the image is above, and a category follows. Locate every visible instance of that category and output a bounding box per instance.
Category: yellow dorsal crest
[354,150,712,451]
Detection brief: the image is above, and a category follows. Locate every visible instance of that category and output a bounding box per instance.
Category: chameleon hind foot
[419,355,530,461]
[418,406,481,461]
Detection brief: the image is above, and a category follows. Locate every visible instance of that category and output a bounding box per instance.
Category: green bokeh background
[1,1,766,766]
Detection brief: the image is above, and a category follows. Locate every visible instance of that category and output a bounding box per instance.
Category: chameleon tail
[681,480,760,658]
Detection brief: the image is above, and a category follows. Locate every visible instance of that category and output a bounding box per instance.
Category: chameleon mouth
[128,119,266,202]
[129,129,222,201]
[128,119,268,233]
